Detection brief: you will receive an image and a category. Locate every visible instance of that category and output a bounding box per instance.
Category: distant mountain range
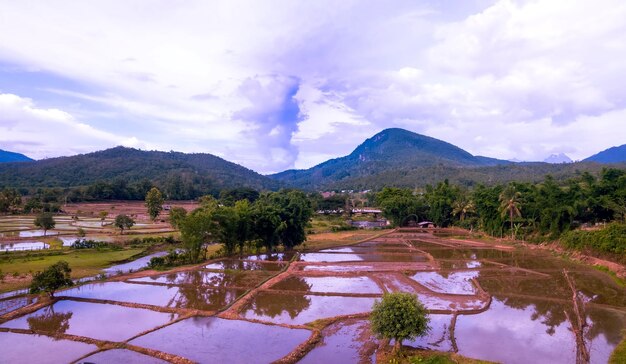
[0,146,279,191]
[0,149,33,163]
[584,144,626,163]
[544,153,572,164]
[0,130,624,192]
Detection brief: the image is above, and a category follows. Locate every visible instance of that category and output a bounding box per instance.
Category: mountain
[270,128,512,189]
[584,144,626,163]
[0,149,33,163]
[0,146,280,191]
[544,153,572,164]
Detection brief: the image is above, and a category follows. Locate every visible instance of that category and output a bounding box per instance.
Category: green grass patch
[610,336,626,364]
[593,265,626,287]
[0,248,143,293]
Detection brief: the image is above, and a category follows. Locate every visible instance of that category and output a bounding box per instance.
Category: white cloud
[0,93,144,159]
[0,0,625,171]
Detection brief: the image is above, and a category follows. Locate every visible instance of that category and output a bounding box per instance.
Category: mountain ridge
[0,149,34,163]
[584,144,626,163]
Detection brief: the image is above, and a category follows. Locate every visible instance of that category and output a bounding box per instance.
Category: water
[0,241,49,251]
[0,300,176,341]
[0,331,97,364]
[103,251,168,274]
[205,259,286,271]
[60,281,245,311]
[241,292,377,325]
[299,252,427,263]
[299,318,377,364]
[270,276,383,294]
[77,349,169,364]
[129,269,272,289]
[130,316,312,363]
[409,271,478,295]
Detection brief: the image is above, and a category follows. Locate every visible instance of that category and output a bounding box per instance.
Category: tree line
[161,189,312,265]
[375,168,626,245]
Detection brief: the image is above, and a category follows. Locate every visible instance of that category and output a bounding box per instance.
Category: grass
[0,248,143,292]
[384,351,495,364]
[593,265,626,287]
[610,336,626,364]
[301,229,391,251]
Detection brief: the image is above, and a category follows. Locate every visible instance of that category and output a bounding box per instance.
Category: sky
[1,0,625,174]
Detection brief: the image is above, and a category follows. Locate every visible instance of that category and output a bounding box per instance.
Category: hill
[0,146,280,193]
[584,144,626,163]
[270,128,513,189]
[0,149,33,163]
[269,128,621,190]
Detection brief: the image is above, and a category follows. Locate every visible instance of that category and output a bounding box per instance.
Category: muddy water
[130,270,271,288]
[271,276,383,294]
[241,292,377,325]
[205,259,285,271]
[299,319,377,364]
[78,349,169,364]
[61,281,245,311]
[130,316,312,363]
[455,298,620,364]
[103,251,168,274]
[244,251,297,261]
[0,331,97,364]
[409,271,478,295]
[0,300,176,341]
[0,241,49,251]
[299,252,427,263]
[403,314,455,352]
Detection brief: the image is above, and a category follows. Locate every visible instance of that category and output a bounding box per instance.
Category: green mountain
[0,146,280,191]
[0,149,33,163]
[270,128,510,189]
[584,144,626,163]
[269,128,616,190]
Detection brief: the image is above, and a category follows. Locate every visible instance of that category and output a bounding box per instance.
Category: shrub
[370,292,430,353]
[30,261,74,297]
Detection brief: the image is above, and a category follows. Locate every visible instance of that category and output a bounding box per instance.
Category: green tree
[499,184,522,239]
[370,292,430,353]
[145,187,165,221]
[34,212,56,236]
[168,206,188,229]
[180,209,217,263]
[376,187,426,227]
[0,188,22,213]
[114,214,135,234]
[98,211,108,226]
[29,261,74,298]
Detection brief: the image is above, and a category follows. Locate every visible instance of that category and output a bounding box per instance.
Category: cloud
[0,93,145,159]
[0,0,625,171]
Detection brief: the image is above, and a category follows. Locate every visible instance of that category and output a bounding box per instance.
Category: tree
[180,209,217,263]
[370,292,430,353]
[114,214,135,234]
[98,211,109,226]
[34,212,56,236]
[145,187,165,221]
[0,188,22,213]
[376,187,427,227]
[499,184,522,239]
[168,206,188,229]
[29,261,74,298]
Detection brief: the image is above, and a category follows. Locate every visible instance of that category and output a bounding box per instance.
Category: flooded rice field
[1,229,625,363]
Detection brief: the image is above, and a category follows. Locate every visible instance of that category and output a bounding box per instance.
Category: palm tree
[452,198,475,222]
[499,185,522,239]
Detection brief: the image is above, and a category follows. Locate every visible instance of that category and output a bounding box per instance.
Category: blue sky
[1,0,625,173]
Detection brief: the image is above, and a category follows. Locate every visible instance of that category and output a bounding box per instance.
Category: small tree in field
[99,211,109,226]
[370,292,430,353]
[30,261,73,298]
[34,212,56,236]
[114,214,135,234]
[145,187,165,221]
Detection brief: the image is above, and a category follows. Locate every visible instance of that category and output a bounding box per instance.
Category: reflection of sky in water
[410,271,478,295]
[455,298,620,364]
[103,251,167,273]
[403,314,454,352]
[0,241,48,251]
[466,260,481,268]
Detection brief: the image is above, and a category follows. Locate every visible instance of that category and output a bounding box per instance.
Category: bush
[561,223,626,255]
[30,261,74,297]
[370,292,430,353]
[148,250,187,270]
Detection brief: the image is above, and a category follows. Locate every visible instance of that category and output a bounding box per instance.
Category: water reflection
[26,305,73,337]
